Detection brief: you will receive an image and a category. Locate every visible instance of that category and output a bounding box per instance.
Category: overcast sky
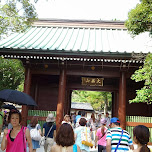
[33,0,140,21]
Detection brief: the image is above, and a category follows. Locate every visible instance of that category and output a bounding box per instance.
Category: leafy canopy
[72,90,112,111]
[0,0,37,38]
[125,0,152,36]
[129,53,152,104]
[0,57,24,91]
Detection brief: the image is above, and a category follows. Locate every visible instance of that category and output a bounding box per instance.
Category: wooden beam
[67,84,118,91]
[31,69,120,78]
[126,122,152,128]
[28,116,47,121]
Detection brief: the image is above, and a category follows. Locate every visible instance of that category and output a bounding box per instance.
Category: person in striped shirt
[106,117,134,152]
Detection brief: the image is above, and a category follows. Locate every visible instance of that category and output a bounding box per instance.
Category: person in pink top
[1,109,33,152]
[96,118,108,152]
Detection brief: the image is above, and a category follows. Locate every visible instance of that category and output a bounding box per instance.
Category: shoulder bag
[30,124,41,141]
[114,129,124,152]
[39,125,53,146]
[81,127,93,147]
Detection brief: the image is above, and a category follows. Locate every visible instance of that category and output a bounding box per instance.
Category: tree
[72,90,112,112]
[129,53,152,104]
[0,0,37,39]
[0,57,24,91]
[125,0,152,36]
[125,0,152,104]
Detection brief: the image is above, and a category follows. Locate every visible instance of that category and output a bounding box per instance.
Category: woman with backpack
[43,113,56,152]
[27,116,41,152]
[96,118,107,152]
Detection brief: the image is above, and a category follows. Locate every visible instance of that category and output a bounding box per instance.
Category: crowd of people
[0,109,151,152]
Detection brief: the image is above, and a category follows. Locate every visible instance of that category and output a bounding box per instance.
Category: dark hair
[30,116,38,127]
[8,109,22,123]
[47,122,54,127]
[56,123,75,147]
[79,118,86,126]
[78,111,81,115]
[91,113,96,123]
[81,111,85,117]
[133,125,150,152]
[113,122,120,126]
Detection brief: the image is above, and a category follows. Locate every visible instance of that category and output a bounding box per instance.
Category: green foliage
[72,90,112,111]
[0,0,38,38]
[130,53,152,104]
[125,0,152,36]
[0,57,24,91]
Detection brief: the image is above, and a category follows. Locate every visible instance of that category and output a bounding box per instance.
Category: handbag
[114,129,124,152]
[30,124,41,141]
[81,127,93,147]
[39,125,53,146]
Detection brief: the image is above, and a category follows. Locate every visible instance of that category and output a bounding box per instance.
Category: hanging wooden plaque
[81,77,104,86]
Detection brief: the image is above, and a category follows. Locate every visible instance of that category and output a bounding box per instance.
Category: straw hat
[46,113,55,122]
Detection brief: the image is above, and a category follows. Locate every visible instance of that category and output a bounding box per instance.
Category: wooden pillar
[114,91,119,117]
[22,66,31,126]
[118,71,126,129]
[67,90,72,115]
[56,68,66,130]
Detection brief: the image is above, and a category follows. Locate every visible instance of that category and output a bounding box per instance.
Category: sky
[33,0,140,21]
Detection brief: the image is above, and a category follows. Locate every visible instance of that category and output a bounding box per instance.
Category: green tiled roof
[0,26,151,57]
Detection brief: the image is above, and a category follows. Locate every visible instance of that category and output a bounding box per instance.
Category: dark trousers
[98,145,106,152]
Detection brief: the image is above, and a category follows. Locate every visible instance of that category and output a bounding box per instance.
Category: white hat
[46,113,55,122]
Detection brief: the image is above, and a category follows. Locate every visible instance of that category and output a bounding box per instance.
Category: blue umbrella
[0,89,37,106]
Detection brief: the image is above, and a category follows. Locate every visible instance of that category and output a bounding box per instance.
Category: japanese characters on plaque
[81,77,104,86]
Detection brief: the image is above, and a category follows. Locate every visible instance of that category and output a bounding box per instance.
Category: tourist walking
[106,117,134,152]
[76,111,87,128]
[62,114,72,125]
[75,111,81,128]
[96,118,107,152]
[27,116,41,152]
[96,113,102,128]
[1,109,33,152]
[129,125,151,152]
[105,112,110,128]
[75,118,90,152]
[51,123,81,152]
[88,113,97,146]
[43,113,56,152]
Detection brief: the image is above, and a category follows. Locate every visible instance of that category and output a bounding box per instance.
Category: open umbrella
[1,104,16,110]
[0,89,37,106]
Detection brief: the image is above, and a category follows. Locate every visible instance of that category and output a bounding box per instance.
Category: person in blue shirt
[76,111,81,122]
[43,113,56,152]
[75,118,90,152]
